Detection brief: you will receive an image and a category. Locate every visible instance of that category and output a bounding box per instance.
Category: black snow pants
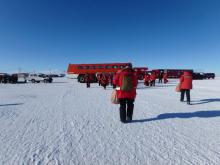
[180,89,191,103]
[119,98,134,123]
[150,80,155,86]
[86,82,90,88]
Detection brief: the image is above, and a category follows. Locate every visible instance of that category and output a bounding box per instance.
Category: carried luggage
[175,84,181,92]
[111,90,119,104]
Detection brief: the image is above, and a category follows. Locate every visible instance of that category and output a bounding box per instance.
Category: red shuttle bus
[133,67,148,80]
[67,63,132,82]
[151,69,194,79]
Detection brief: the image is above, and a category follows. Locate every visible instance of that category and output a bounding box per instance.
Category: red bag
[175,84,181,92]
[111,90,119,104]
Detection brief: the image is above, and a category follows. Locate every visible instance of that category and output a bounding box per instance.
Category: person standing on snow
[96,73,102,86]
[150,72,156,86]
[180,71,193,104]
[158,72,163,83]
[113,64,138,123]
[101,74,108,89]
[84,73,91,88]
[144,73,150,86]
[163,72,168,84]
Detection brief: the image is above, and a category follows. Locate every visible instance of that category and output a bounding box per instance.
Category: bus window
[98,66,104,69]
[84,66,89,69]
[78,66,83,69]
[120,65,125,69]
[105,65,111,69]
[112,65,118,69]
[92,66,96,69]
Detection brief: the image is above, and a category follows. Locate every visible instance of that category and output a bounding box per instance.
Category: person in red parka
[101,74,109,89]
[144,73,150,86]
[84,73,91,88]
[179,71,193,104]
[96,73,102,86]
[150,72,156,86]
[113,64,138,123]
[163,73,168,84]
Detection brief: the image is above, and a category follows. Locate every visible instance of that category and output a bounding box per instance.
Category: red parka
[180,71,193,89]
[150,73,156,81]
[163,73,168,83]
[96,74,102,81]
[113,68,138,99]
[101,74,109,85]
[144,74,150,82]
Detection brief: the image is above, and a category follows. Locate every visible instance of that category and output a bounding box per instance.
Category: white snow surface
[0,78,220,165]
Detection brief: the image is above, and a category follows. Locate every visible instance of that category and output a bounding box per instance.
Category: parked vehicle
[28,74,53,83]
[67,63,132,83]
[193,72,205,80]
[133,67,148,80]
[151,69,194,79]
[11,73,29,83]
[58,74,66,77]
[204,73,215,79]
[10,74,18,83]
[67,63,148,83]
[0,73,10,83]
[0,73,18,83]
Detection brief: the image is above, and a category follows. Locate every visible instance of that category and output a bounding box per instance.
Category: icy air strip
[0,77,220,165]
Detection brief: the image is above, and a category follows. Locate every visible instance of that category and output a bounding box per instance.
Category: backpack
[121,74,133,92]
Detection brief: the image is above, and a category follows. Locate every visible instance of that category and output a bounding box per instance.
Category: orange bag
[175,84,181,92]
[111,90,119,104]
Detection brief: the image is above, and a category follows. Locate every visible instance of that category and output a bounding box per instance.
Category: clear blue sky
[0,0,219,73]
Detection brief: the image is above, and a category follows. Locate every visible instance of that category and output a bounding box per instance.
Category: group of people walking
[84,73,114,89]
[144,72,168,87]
[83,67,193,123]
[112,67,193,123]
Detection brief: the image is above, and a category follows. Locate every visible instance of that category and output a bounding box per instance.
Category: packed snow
[0,77,220,165]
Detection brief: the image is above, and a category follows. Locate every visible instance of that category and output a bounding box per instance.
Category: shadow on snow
[0,103,24,107]
[191,98,220,105]
[132,110,220,123]
[137,84,176,90]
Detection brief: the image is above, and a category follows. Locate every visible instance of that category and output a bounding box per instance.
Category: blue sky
[0,0,219,73]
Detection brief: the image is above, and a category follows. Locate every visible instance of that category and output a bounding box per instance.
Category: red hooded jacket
[101,74,109,85]
[180,71,193,89]
[144,74,150,82]
[113,68,138,99]
[150,73,156,81]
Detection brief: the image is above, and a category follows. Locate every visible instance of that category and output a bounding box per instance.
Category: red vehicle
[151,69,194,79]
[133,67,148,80]
[67,63,148,83]
[67,63,132,83]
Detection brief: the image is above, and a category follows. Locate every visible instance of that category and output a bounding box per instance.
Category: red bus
[67,63,132,83]
[151,69,194,78]
[133,67,148,80]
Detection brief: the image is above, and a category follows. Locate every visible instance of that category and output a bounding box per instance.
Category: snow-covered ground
[0,78,220,165]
